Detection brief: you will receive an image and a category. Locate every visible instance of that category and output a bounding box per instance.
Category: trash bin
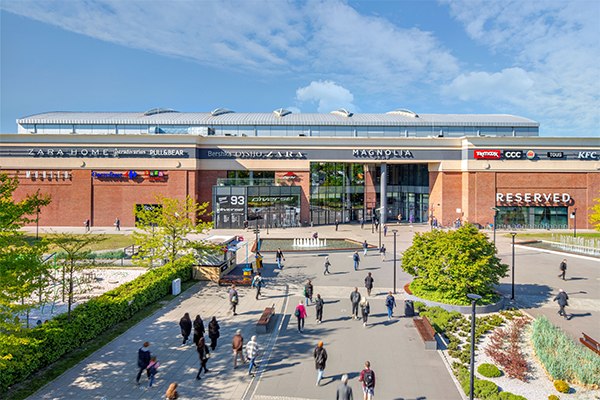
[243,268,252,281]
[404,300,414,317]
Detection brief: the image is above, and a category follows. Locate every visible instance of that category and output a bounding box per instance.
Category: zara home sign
[496,192,571,204]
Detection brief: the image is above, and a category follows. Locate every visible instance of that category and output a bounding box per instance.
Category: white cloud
[1,0,459,94]
[286,106,301,114]
[296,81,356,113]
[441,0,600,136]
[442,68,534,102]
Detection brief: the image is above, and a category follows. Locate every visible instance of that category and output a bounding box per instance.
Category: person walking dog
[554,289,569,319]
[314,341,328,386]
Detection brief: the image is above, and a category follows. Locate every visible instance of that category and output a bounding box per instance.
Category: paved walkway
[24,223,599,399]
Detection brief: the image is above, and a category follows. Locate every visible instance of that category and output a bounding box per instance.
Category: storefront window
[495,206,568,229]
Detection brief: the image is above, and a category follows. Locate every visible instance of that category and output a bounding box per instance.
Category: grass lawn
[2,279,198,400]
[22,233,136,251]
[505,232,600,240]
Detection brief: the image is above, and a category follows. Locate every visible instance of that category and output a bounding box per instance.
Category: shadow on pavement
[497,283,553,307]
[567,312,591,319]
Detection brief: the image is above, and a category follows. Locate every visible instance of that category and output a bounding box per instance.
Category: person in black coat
[314,341,328,386]
[136,341,151,385]
[179,313,192,345]
[193,315,205,346]
[304,280,314,306]
[315,294,324,323]
[553,289,569,319]
[196,336,210,380]
[364,272,374,296]
[208,316,220,350]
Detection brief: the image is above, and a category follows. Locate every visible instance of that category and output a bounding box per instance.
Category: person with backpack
[229,284,239,316]
[313,341,328,386]
[359,361,375,399]
[353,251,360,271]
[252,271,264,300]
[295,300,307,333]
[360,296,370,327]
[208,316,220,350]
[315,294,324,323]
[147,356,159,387]
[323,256,331,275]
[276,248,285,269]
[193,315,205,346]
[304,280,314,306]
[553,289,569,320]
[350,287,361,320]
[558,259,567,280]
[364,272,374,296]
[136,341,151,385]
[196,336,210,380]
[179,313,192,346]
[385,291,397,321]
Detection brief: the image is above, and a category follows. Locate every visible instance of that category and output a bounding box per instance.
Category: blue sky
[1,0,598,137]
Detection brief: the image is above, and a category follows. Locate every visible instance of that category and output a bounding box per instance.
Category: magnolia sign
[496,192,571,204]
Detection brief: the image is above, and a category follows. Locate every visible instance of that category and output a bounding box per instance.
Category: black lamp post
[572,208,577,238]
[371,206,374,233]
[491,207,499,244]
[510,232,517,299]
[36,207,40,240]
[378,211,382,249]
[467,293,482,400]
[392,229,398,294]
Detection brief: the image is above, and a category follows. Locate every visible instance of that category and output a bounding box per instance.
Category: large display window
[495,206,568,229]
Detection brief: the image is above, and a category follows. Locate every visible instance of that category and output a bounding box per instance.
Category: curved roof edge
[143,108,179,116]
[210,108,234,117]
[387,109,418,118]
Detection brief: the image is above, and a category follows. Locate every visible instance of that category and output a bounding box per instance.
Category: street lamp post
[572,208,577,238]
[371,206,374,233]
[36,207,40,240]
[467,293,482,400]
[491,207,499,244]
[378,212,382,249]
[510,232,517,300]
[392,229,398,294]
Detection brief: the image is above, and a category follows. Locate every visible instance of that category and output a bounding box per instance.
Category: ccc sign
[504,151,523,159]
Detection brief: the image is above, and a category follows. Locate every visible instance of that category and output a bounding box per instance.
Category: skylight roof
[143,108,179,116]
[331,109,353,117]
[274,108,292,117]
[210,108,235,117]
[387,109,418,118]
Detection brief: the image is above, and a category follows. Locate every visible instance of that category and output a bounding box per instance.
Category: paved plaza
[24,223,599,400]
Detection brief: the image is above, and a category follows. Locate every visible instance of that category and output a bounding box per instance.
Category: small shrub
[414,301,427,312]
[478,363,501,378]
[452,361,464,371]
[448,341,459,351]
[461,377,499,399]
[449,349,461,359]
[554,380,570,393]
[548,395,559,400]
[498,393,527,400]
[459,349,471,364]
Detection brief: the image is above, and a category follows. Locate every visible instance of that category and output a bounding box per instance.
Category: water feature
[292,237,327,247]
[548,234,600,257]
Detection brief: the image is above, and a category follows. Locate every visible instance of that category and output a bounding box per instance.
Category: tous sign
[496,192,571,204]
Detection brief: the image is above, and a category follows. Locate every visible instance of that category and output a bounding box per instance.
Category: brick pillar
[73,170,93,226]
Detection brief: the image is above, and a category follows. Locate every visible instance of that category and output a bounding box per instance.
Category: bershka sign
[496,192,571,204]
[474,150,501,159]
[208,150,305,159]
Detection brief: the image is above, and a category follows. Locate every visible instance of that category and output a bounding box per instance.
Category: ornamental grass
[530,316,600,387]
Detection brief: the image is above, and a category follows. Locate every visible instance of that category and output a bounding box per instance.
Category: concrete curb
[404,290,505,314]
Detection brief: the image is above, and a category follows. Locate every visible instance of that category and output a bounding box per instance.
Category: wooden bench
[580,332,600,356]
[256,304,276,334]
[413,316,437,350]
[218,275,252,286]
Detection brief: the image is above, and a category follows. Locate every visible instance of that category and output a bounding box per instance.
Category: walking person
[136,341,151,385]
[295,300,307,333]
[363,240,368,256]
[232,329,246,369]
[353,251,360,271]
[196,337,210,379]
[314,341,328,386]
[246,335,260,376]
[379,244,386,261]
[252,271,264,300]
[114,217,120,231]
[193,315,205,346]
[84,218,90,232]
[304,280,314,306]
[229,284,239,316]
[315,294,324,323]
[336,374,353,400]
[385,291,397,321]
[208,316,220,350]
[360,217,365,229]
[335,219,339,231]
[323,256,331,275]
[558,259,567,280]
[554,289,569,320]
[364,272,374,296]
[397,213,402,224]
[275,247,285,269]
[360,296,370,327]
[409,214,414,226]
[383,224,387,237]
[147,356,159,387]
[179,313,192,346]
[350,287,361,320]
[165,382,179,399]
[358,361,376,400]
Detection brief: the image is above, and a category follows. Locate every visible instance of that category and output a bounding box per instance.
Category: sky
[1,0,599,137]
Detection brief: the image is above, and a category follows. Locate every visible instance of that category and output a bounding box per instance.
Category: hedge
[0,260,193,393]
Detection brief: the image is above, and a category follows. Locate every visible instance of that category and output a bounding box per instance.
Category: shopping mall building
[1,108,598,230]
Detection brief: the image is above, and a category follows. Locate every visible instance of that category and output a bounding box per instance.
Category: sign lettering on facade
[503,150,523,159]
[207,150,305,159]
[351,149,413,159]
[547,152,564,159]
[577,151,598,159]
[24,147,189,158]
[496,192,571,204]
[474,150,501,159]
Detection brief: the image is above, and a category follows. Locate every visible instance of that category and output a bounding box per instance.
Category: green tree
[132,194,213,269]
[589,191,600,231]
[50,232,106,322]
[0,170,51,331]
[401,224,508,305]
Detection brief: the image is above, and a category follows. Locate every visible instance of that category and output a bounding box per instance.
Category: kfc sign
[474,150,501,159]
